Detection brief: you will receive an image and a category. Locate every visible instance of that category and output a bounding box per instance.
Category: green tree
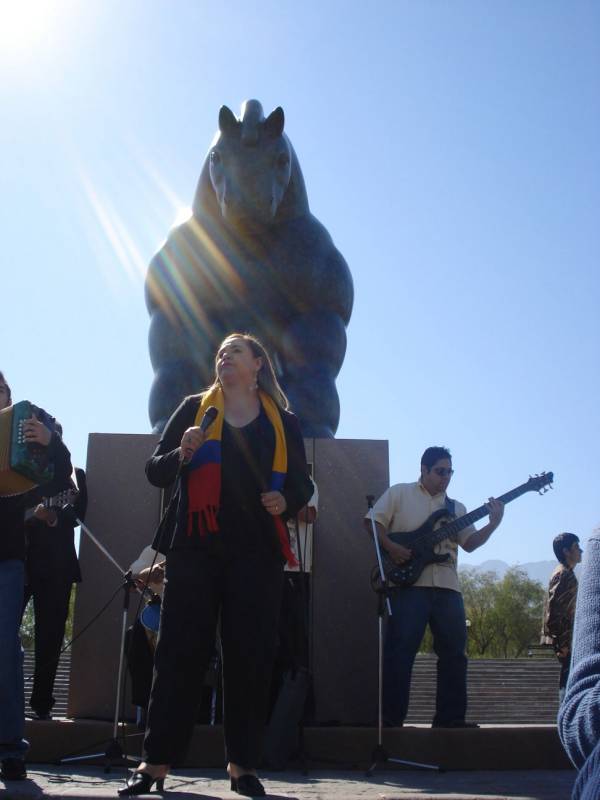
[460,568,499,657]
[63,585,76,646]
[491,567,545,658]
[21,598,35,649]
[396,566,546,659]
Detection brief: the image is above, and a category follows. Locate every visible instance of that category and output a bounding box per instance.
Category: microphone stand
[57,516,143,771]
[364,495,440,777]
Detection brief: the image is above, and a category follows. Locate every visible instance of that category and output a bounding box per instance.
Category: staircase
[23,650,561,725]
[405,654,561,724]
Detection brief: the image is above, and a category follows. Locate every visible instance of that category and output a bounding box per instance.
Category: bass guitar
[376,472,553,589]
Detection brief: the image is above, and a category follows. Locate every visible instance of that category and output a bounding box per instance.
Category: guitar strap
[444,495,458,542]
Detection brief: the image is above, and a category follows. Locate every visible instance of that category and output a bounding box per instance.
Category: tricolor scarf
[186,386,297,567]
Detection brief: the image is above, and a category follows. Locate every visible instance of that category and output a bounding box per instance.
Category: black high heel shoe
[118,771,165,796]
[230,773,266,797]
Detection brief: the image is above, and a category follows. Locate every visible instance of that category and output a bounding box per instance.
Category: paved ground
[0,766,575,800]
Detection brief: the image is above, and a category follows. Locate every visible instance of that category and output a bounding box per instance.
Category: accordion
[0,400,56,496]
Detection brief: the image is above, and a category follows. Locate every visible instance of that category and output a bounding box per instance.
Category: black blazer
[25,467,87,584]
[147,395,313,555]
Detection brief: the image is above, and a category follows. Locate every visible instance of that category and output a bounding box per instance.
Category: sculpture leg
[278,311,347,438]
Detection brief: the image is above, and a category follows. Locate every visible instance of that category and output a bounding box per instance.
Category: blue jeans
[383,586,468,726]
[0,560,29,760]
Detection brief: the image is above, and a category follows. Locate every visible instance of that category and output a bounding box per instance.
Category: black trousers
[22,576,72,715]
[143,547,284,768]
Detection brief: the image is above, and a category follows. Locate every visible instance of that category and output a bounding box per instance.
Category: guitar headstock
[526,471,554,495]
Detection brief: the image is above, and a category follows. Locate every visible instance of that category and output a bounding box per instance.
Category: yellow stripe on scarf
[193,387,287,478]
[193,386,224,441]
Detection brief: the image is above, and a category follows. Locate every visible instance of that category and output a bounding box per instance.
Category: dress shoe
[230,773,266,797]
[118,771,165,796]
[0,758,27,781]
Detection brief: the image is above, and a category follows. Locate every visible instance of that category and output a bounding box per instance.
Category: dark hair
[210,332,289,411]
[421,446,452,471]
[553,532,579,565]
[0,371,11,406]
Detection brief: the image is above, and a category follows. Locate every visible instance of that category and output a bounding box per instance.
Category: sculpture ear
[219,106,239,136]
[264,106,285,138]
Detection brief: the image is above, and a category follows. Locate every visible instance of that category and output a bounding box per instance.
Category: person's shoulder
[588,535,600,548]
[382,482,417,500]
[549,563,567,585]
[175,394,203,414]
[280,407,302,432]
[160,395,203,435]
[392,481,419,493]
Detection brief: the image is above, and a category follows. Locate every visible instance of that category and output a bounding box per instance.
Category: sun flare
[0,0,74,61]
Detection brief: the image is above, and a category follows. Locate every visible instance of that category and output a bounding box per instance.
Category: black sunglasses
[432,467,454,477]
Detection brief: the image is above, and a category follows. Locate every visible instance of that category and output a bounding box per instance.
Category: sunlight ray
[78,168,146,290]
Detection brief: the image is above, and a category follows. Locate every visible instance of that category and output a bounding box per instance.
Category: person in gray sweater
[558,531,600,799]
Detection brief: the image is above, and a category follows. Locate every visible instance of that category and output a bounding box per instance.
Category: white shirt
[285,481,318,573]
[368,480,475,592]
[129,545,166,597]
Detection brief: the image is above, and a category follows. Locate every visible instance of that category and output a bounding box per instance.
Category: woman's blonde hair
[210,333,289,411]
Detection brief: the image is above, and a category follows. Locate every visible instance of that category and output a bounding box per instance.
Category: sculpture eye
[276,153,290,169]
[210,150,221,165]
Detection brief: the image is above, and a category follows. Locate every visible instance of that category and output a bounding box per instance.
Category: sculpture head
[194,100,308,230]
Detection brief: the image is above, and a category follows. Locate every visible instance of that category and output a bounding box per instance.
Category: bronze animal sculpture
[146,100,353,437]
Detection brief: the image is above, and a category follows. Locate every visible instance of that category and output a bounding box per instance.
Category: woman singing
[119,334,313,797]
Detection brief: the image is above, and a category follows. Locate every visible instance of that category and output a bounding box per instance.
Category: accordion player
[0,400,58,497]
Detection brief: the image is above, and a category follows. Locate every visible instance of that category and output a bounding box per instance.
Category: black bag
[263,666,310,769]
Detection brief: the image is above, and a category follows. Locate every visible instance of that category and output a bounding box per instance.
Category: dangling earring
[251,371,259,391]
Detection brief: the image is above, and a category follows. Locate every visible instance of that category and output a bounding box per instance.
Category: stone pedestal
[68,435,389,724]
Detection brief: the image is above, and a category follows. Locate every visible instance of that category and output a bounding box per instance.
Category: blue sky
[2,1,598,566]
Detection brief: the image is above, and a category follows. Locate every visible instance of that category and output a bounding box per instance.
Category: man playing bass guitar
[365,446,504,729]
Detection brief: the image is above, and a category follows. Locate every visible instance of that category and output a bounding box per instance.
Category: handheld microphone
[199,406,218,433]
[178,407,219,471]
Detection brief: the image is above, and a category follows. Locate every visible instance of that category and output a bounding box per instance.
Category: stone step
[25,719,573,772]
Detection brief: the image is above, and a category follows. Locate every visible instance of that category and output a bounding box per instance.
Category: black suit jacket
[25,467,87,584]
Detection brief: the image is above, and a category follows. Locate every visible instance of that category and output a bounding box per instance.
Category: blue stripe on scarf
[270,470,285,491]
[189,438,221,469]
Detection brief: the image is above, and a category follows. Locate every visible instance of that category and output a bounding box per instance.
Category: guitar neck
[434,481,534,544]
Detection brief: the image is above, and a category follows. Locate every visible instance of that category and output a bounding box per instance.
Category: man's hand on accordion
[23,414,52,446]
